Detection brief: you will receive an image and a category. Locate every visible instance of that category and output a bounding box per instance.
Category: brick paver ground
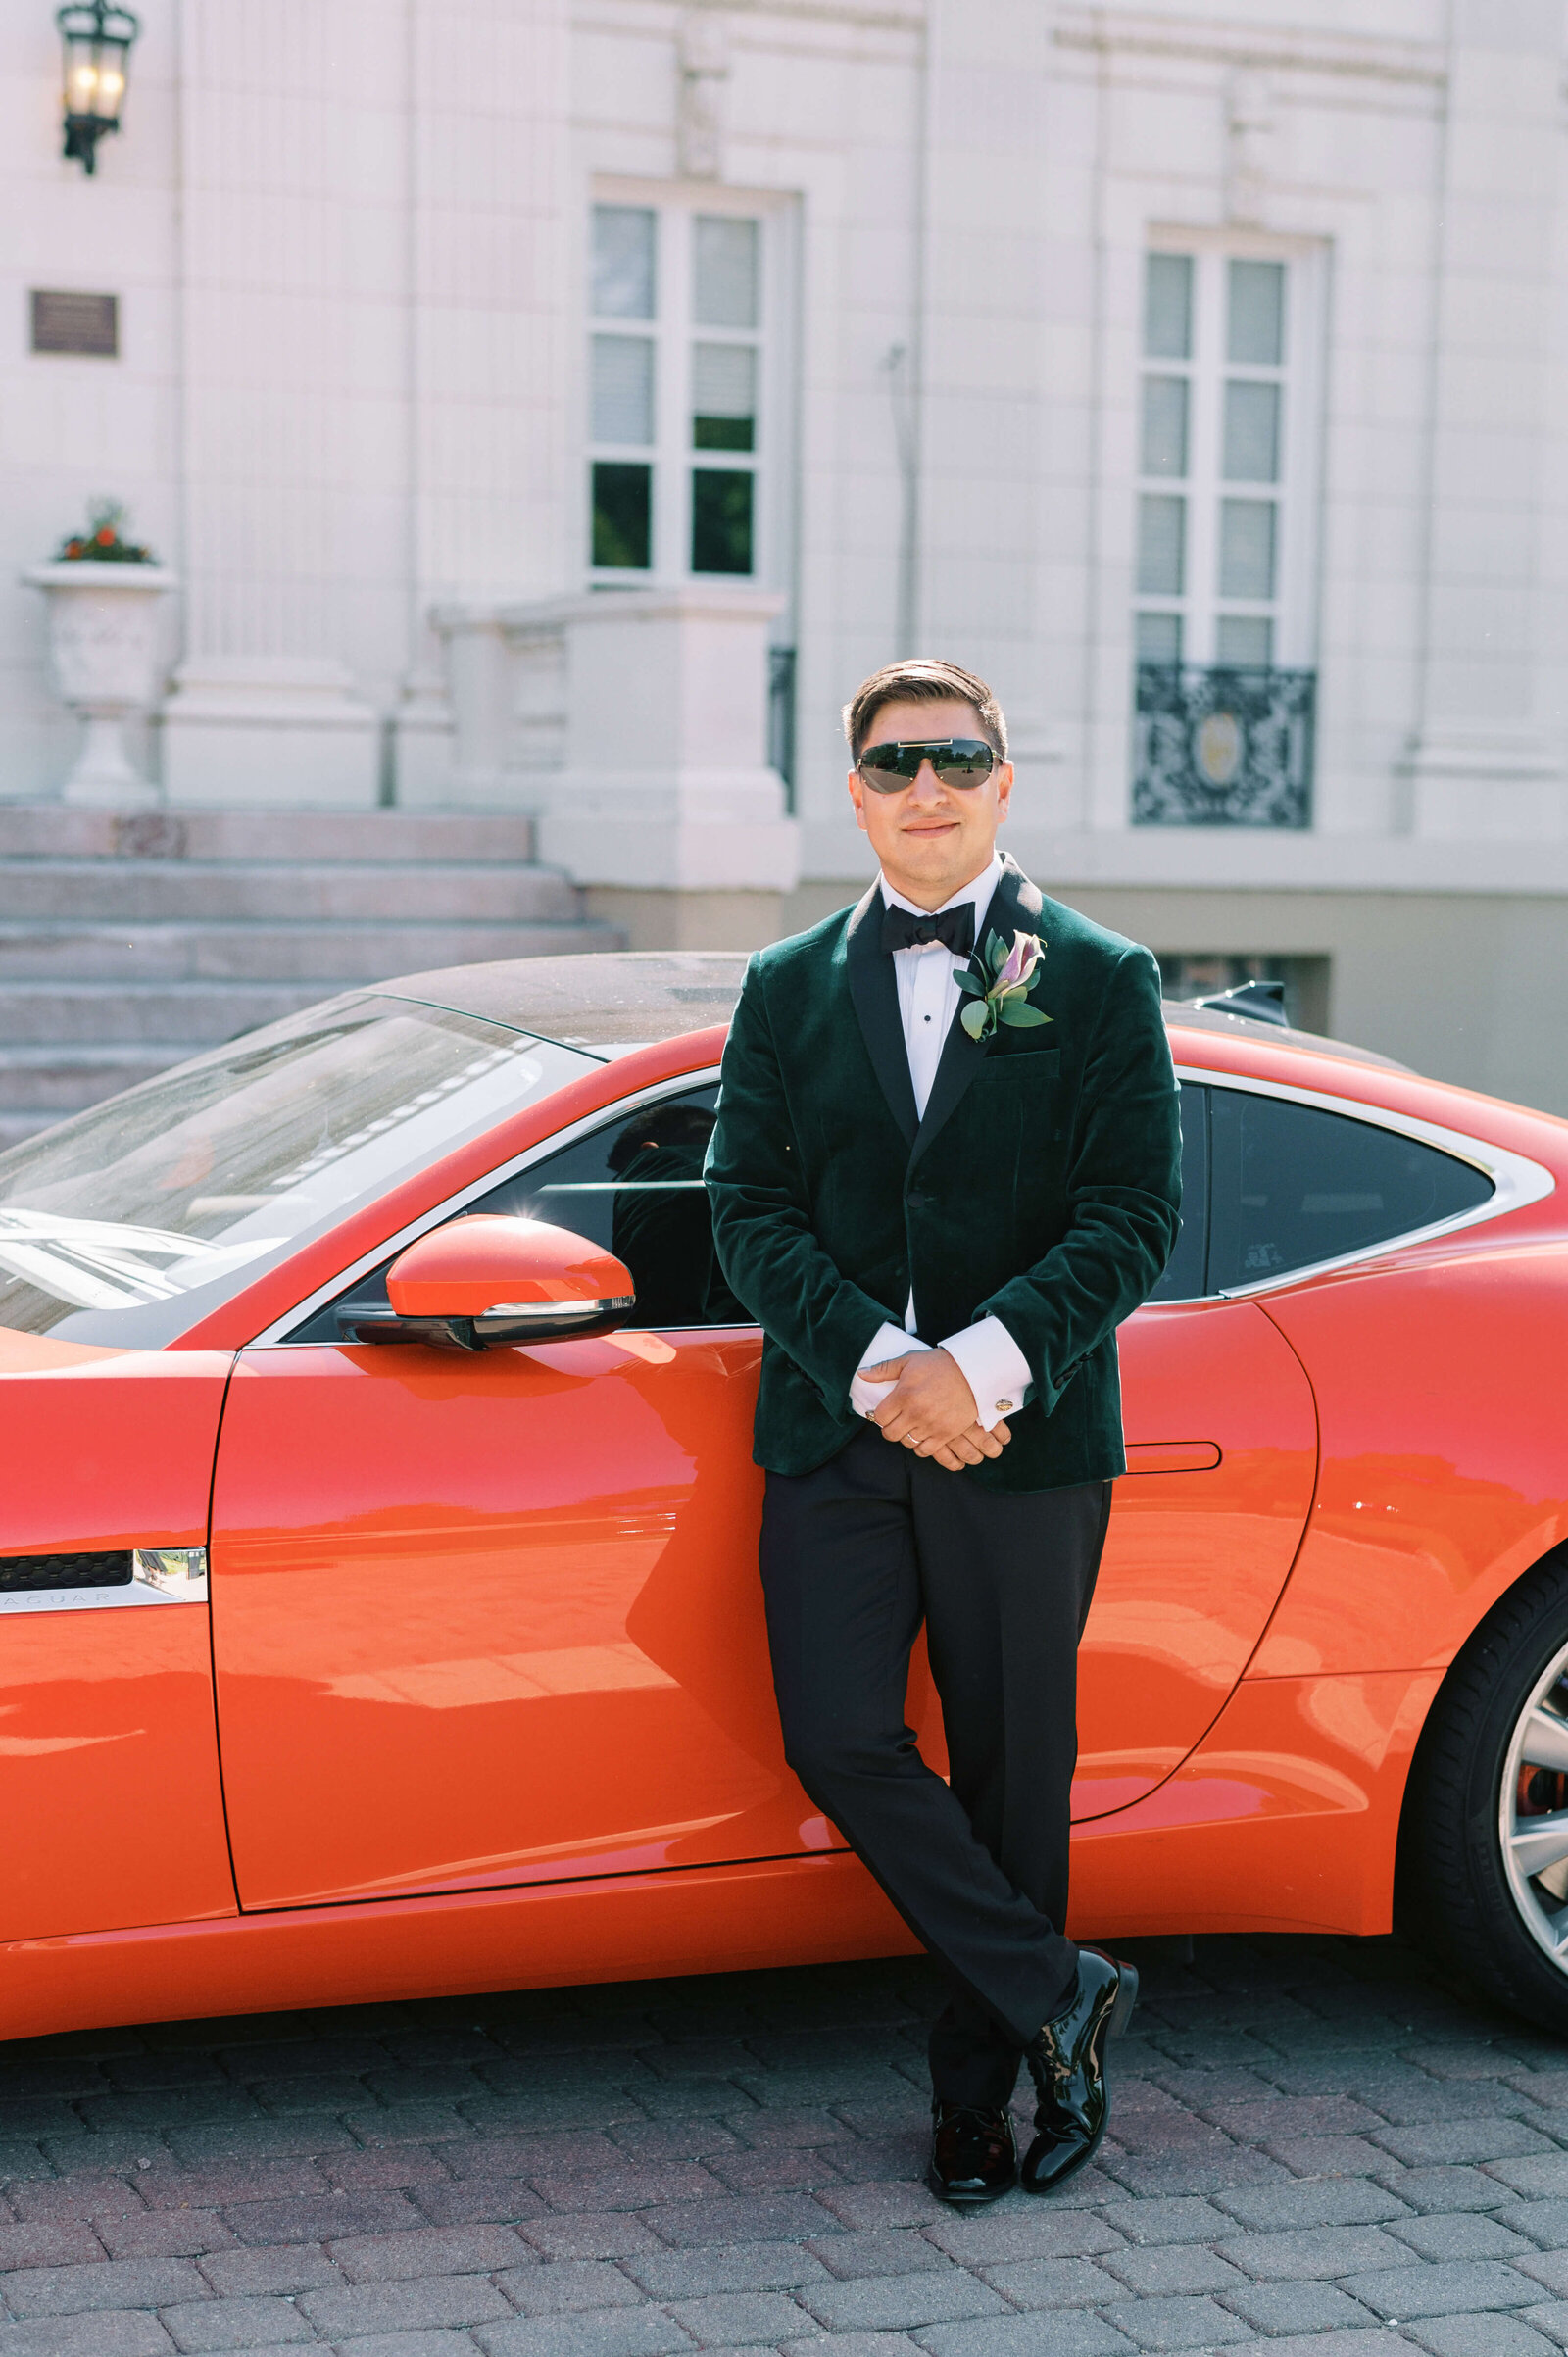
[3,1932,1568,2354]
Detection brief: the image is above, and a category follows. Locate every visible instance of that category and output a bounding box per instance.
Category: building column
[1399,0,1567,838]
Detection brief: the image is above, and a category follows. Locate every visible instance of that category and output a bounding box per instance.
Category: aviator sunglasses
[857,737,999,794]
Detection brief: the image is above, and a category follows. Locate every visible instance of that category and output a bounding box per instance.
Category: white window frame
[1135,233,1325,672]
[585,178,798,598]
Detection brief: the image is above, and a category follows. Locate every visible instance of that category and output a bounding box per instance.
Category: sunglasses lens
[933,742,994,786]
[858,745,918,790]
[858,739,995,792]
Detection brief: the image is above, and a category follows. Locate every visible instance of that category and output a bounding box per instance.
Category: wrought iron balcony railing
[1133,663,1315,828]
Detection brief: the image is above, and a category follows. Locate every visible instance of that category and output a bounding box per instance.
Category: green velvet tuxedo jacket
[704,856,1182,1494]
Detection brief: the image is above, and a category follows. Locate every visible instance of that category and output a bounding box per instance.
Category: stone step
[0,917,617,983]
[0,860,583,924]
[0,807,542,863]
[0,804,619,1152]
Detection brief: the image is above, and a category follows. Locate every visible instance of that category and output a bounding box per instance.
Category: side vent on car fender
[0,1551,131,1592]
[0,1547,209,1613]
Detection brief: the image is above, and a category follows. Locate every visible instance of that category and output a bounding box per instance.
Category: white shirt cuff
[849,1322,932,1420]
[938,1316,1033,1433]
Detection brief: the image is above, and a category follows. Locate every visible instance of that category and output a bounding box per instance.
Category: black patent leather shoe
[1020,1947,1139,2195]
[925,2101,1018,2206]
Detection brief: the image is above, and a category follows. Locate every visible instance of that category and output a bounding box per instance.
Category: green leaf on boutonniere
[957,926,1051,1045]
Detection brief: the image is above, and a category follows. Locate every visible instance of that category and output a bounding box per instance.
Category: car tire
[1402,1550,1568,2033]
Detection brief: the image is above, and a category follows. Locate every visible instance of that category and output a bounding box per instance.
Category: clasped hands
[860,1349,1011,1471]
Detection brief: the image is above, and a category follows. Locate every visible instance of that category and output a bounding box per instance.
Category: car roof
[376,952,755,1054]
[372,950,1406,1071]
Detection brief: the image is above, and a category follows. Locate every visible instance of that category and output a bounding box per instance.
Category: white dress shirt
[847,853,1035,1434]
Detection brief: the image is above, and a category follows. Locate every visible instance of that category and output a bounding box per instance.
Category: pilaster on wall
[173,1,403,803]
[916,0,1059,793]
[1401,0,1568,838]
[403,0,571,641]
[172,0,570,809]
[390,0,573,801]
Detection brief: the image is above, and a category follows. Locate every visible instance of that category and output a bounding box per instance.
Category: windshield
[0,992,599,1347]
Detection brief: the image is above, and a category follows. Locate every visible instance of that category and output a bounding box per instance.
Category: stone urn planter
[24,561,178,808]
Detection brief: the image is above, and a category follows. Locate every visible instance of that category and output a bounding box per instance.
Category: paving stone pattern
[4,1933,1568,2354]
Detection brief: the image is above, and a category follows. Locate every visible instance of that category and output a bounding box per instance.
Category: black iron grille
[1133,663,1315,827]
[0,1551,133,1594]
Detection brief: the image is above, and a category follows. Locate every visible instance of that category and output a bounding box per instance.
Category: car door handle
[1123,1442,1223,1474]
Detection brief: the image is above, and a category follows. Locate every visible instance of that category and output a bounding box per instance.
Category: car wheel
[1404,1551,1568,2033]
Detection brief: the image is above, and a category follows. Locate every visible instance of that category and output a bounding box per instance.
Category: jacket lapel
[910,857,1044,1168]
[843,880,919,1149]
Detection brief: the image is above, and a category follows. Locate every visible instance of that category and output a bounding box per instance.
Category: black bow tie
[881,902,976,958]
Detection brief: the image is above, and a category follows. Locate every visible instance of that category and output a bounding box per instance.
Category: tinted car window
[298,1083,746,1341]
[1208,1087,1494,1293]
[1147,1082,1208,1303]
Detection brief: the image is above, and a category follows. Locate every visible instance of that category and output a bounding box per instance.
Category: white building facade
[5,0,1568,1106]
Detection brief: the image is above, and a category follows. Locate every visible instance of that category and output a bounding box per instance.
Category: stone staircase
[0,807,622,1149]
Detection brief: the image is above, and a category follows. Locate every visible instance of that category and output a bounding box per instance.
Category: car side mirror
[341,1215,635,1351]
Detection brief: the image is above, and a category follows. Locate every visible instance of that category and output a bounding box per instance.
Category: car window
[1207,1087,1494,1293]
[1147,1082,1208,1303]
[479,1083,745,1326]
[0,994,596,1347]
[297,1082,748,1342]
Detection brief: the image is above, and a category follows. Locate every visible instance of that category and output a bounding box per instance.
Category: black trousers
[761,1425,1112,2110]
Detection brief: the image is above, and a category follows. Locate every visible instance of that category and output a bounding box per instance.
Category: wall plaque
[30,290,119,357]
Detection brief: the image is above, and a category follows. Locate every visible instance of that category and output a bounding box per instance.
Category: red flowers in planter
[53,500,158,565]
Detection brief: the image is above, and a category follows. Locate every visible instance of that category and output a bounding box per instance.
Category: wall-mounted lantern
[57,2,139,174]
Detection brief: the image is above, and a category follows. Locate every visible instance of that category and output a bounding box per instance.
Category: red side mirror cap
[381,1216,634,1349]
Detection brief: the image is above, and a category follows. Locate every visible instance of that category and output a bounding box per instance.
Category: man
[705,657,1181,2206]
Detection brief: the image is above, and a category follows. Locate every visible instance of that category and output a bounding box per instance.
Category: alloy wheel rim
[1498,1635,1568,1972]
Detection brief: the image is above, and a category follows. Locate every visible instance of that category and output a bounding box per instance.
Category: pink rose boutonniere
[956,928,1052,1042]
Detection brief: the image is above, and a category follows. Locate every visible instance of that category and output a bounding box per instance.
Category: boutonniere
[956,929,1052,1041]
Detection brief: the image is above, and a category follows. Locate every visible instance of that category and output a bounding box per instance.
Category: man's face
[846,696,1012,907]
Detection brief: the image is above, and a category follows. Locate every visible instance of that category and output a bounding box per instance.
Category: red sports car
[2,953,1566,2041]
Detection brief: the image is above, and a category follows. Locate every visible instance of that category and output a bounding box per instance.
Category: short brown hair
[843,658,1008,762]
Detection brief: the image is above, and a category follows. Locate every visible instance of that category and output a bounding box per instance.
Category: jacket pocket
[977,1045,1060,1078]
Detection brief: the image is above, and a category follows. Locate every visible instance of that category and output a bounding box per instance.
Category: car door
[1068,1079,1320,1816]
[820,1076,1319,1823]
[208,1081,815,1912]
